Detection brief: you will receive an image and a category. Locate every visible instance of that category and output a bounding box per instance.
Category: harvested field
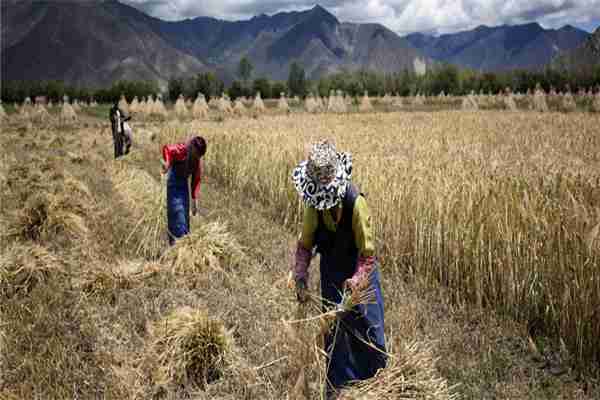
[0,106,599,399]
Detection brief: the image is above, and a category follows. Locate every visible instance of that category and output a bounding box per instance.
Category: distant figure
[109,102,131,159]
[161,136,207,245]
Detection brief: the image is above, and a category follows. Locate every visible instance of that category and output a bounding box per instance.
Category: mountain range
[405,23,589,71]
[1,0,596,88]
[552,27,600,74]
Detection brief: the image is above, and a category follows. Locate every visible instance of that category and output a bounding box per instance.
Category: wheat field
[1,104,600,399]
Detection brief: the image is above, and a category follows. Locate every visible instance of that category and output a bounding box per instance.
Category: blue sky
[123,0,600,35]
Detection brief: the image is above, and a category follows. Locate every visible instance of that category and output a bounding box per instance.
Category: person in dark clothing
[291,140,387,399]
[161,136,207,245]
[109,102,131,159]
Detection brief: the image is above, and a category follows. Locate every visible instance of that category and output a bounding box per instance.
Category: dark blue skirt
[166,168,190,245]
[320,257,387,392]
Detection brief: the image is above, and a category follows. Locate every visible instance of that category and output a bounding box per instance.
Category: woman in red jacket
[161,136,207,245]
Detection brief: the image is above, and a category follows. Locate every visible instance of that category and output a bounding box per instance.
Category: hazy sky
[123,0,600,35]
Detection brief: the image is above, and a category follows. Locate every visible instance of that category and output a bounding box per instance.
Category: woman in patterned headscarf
[291,140,386,399]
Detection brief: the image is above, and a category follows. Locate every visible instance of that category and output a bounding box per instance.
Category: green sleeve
[300,205,318,250]
[352,196,375,257]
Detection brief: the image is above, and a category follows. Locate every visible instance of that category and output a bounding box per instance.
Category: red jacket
[162,142,203,199]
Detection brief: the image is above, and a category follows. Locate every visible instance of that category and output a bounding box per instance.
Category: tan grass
[0,244,65,299]
[199,111,600,368]
[160,220,245,276]
[149,307,231,389]
[338,341,459,400]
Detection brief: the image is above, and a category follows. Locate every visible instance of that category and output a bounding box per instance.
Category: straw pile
[0,244,65,299]
[253,92,265,111]
[31,104,51,124]
[305,93,320,113]
[218,95,233,114]
[129,96,140,113]
[503,88,518,111]
[412,93,425,106]
[233,99,247,116]
[278,93,289,111]
[71,99,81,112]
[461,94,479,110]
[174,94,189,119]
[118,95,129,114]
[562,91,577,112]
[149,307,231,389]
[392,95,404,108]
[161,221,245,276]
[338,341,459,400]
[152,97,168,117]
[359,91,373,112]
[327,90,347,113]
[533,85,549,112]
[59,102,78,124]
[192,93,209,118]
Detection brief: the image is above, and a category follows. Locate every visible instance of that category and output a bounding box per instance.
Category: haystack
[0,244,65,299]
[152,97,168,117]
[161,221,245,276]
[503,88,518,111]
[149,307,231,389]
[461,94,479,111]
[0,102,6,120]
[392,95,404,108]
[31,104,51,124]
[278,93,289,111]
[381,93,392,105]
[413,93,425,106]
[328,90,347,113]
[174,94,189,119]
[218,94,232,114]
[359,91,373,112]
[338,341,459,400]
[192,93,209,118]
[118,95,129,114]
[60,102,78,124]
[533,85,549,112]
[71,99,81,112]
[561,91,577,112]
[129,96,140,113]
[233,99,246,116]
[305,93,319,113]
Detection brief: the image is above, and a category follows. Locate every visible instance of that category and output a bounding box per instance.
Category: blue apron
[315,185,387,395]
[166,166,190,245]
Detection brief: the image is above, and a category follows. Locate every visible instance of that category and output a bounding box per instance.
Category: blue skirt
[320,257,387,392]
[166,168,190,245]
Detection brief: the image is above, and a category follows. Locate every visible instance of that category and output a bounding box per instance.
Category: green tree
[238,57,254,84]
[252,78,272,99]
[287,62,308,98]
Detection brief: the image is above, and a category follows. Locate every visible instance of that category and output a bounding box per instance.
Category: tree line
[0,80,160,104]
[2,60,599,104]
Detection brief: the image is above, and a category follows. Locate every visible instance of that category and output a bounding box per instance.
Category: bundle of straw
[338,341,459,400]
[278,93,290,111]
[0,244,65,299]
[193,93,209,118]
[233,99,247,116]
[562,92,577,112]
[160,221,245,276]
[174,95,189,119]
[359,91,373,112]
[594,91,600,113]
[253,92,265,111]
[150,307,231,389]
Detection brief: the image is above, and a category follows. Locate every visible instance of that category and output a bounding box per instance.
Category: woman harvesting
[291,140,386,398]
[161,136,207,245]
